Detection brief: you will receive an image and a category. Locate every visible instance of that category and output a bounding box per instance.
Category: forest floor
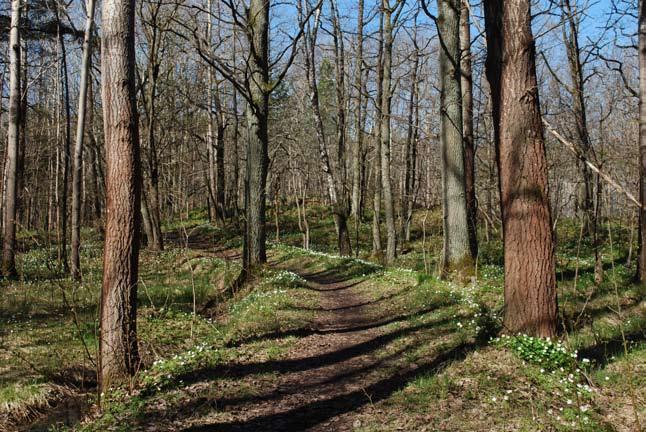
[1,208,645,431]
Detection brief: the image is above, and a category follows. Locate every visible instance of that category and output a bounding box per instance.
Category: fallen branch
[543,119,642,208]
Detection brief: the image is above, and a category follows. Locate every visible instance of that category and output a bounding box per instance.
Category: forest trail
[179,265,399,431]
[144,250,464,432]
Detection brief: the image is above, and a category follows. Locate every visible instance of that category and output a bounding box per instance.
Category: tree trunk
[70,0,97,281]
[351,0,364,221]
[461,0,478,259]
[144,41,164,251]
[99,0,142,391]
[439,0,471,274]
[2,0,21,278]
[56,8,72,273]
[403,21,419,244]
[372,11,384,257]
[638,0,646,283]
[484,0,558,337]
[242,0,270,274]
[380,0,398,264]
[561,0,594,237]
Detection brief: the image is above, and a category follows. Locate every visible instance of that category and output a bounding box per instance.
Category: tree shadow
[181,342,476,431]
[577,328,645,368]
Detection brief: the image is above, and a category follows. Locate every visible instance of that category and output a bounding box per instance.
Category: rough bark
[99,0,142,391]
[2,0,21,278]
[71,0,97,281]
[438,0,471,273]
[484,0,558,337]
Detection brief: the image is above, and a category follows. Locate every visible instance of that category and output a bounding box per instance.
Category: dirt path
[175,267,419,431]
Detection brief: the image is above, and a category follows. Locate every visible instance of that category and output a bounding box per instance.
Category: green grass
[1,207,644,431]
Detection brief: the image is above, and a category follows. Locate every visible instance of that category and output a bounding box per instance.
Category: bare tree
[380,0,404,264]
[2,0,21,278]
[460,0,477,258]
[638,0,646,283]
[70,0,97,281]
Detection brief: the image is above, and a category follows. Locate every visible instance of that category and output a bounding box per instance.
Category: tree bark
[143,14,164,251]
[99,0,142,391]
[438,0,471,274]
[460,0,478,258]
[242,0,270,273]
[2,0,21,278]
[561,0,594,237]
[71,0,97,281]
[372,10,384,257]
[403,20,419,244]
[638,0,646,283]
[380,0,398,264]
[56,6,72,273]
[484,0,558,337]
[351,0,364,221]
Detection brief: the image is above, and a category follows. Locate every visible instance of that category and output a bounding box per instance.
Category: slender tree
[380,0,403,264]
[460,0,477,258]
[2,0,21,278]
[70,0,97,281]
[99,0,142,390]
[484,0,558,337]
[351,0,364,222]
[638,0,646,284]
[243,0,271,272]
[54,2,72,272]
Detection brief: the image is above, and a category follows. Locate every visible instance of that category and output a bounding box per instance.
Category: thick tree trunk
[99,0,142,391]
[380,0,397,264]
[2,0,21,278]
[638,0,646,283]
[71,0,97,281]
[438,0,471,274]
[484,0,558,337]
[242,0,270,273]
[460,0,478,259]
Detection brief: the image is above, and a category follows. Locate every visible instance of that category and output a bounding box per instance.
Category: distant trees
[99,0,142,390]
[2,0,22,278]
[484,0,558,337]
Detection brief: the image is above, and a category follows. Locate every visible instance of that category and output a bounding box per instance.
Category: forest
[0,0,644,430]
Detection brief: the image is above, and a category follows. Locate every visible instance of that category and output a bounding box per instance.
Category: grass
[1,205,644,431]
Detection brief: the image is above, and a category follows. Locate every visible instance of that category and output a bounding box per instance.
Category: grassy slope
[0,207,644,431]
